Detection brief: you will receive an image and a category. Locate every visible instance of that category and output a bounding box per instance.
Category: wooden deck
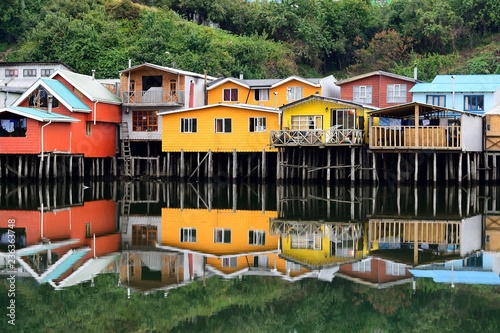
[369,125,462,150]
[122,90,185,106]
[270,127,364,147]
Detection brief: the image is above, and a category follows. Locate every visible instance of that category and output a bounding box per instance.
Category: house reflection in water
[0,199,121,289]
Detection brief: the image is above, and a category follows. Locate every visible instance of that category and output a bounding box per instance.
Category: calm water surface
[0,181,499,332]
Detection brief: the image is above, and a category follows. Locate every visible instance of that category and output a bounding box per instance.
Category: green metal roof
[1,106,79,122]
[51,70,122,104]
[41,78,92,111]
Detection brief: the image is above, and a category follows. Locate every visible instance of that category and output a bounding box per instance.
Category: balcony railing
[270,126,364,147]
[369,125,462,150]
[122,89,185,105]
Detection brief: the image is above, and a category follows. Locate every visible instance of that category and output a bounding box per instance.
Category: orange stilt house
[0,69,122,181]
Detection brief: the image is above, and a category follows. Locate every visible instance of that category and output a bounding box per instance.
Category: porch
[270,127,364,147]
[122,89,185,106]
[370,125,462,150]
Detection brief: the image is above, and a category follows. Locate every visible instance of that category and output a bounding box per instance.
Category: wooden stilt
[458,153,463,185]
[262,149,267,180]
[414,153,418,184]
[433,152,437,184]
[397,153,401,184]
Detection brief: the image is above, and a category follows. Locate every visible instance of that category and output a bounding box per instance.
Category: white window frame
[249,230,266,245]
[41,69,53,77]
[426,95,446,107]
[249,117,266,132]
[286,86,302,102]
[286,261,302,272]
[215,118,232,133]
[353,85,372,104]
[254,88,270,101]
[387,84,407,103]
[23,69,37,77]
[180,118,197,133]
[386,262,406,276]
[222,257,237,267]
[180,228,196,243]
[214,228,231,244]
[5,69,18,77]
[352,259,372,272]
[223,88,238,102]
[291,115,322,130]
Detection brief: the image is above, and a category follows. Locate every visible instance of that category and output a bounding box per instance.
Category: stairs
[120,122,131,176]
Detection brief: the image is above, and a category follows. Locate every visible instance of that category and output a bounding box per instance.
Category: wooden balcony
[270,127,364,147]
[369,125,462,150]
[122,89,185,106]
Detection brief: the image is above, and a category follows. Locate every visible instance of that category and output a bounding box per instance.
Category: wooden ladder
[120,122,131,176]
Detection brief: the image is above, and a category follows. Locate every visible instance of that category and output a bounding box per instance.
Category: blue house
[410,75,500,115]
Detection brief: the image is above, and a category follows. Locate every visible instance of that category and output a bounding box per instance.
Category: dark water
[0,181,499,332]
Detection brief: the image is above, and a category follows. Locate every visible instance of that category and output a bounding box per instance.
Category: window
[23,69,37,77]
[222,257,237,268]
[86,122,92,136]
[386,262,406,276]
[5,69,18,77]
[464,95,484,111]
[249,230,266,245]
[332,109,355,129]
[215,118,232,133]
[387,84,407,103]
[28,87,59,108]
[286,86,302,102]
[0,118,27,137]
[132,225,158,246]
[223,88,238,101]
[291,115,322,130]
[85,222,91,238]
[170,79,177,96]
[180,228,196,242]
[249,117,266,132]
[352,259,372,272]
[286,261,302,272]
[41,69,53,77]
[426,95,446,107]
[254,88,270,101]
[353,85,372,104]
[132,110,158,131]
[181,118,197,133]
[214,228,231,244]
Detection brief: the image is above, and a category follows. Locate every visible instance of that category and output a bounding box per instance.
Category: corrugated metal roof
[336,70,420,85]
[51,70,122,104]
[1,106,80,122]
[119,63,217,81]
[38,248,91,283]
[41,78,92,111]
[410,269,500,285]
[367,101,482,118]
[410,74,500,93]
[279,94,377,110]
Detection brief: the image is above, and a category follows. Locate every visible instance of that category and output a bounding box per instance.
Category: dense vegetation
[0,274,499,332]
[1,0,500,81]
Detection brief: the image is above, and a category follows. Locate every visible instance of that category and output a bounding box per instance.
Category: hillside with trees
[1,0,499,81]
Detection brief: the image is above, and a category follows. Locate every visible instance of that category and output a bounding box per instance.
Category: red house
[0,70,122,180]
[336,71,421,108]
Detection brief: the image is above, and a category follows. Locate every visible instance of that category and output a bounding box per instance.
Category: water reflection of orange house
[0,200,120,286]
[336,258,413,288]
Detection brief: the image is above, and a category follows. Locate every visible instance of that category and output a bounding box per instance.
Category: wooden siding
[340,75,415,108]
[485,216,500,251]
[0,118,44,154]
[160,208,279,256]
[485,114,500,151]
[161,105,280,152]
[208,79,321,107]
[370,125,462,150]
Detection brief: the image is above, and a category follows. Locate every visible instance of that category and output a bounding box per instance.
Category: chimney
[47,95,53,113]
[413,64,417,80]
[239,72,243,80]
[92,69,95,80]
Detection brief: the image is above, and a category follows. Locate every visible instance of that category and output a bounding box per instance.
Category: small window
[85,222,91,238]
[353,85,372,104]
[352,259,372,272]
[5,69,18,77]
[180,228,196,242]
[386,262,406,276]
[41,69,53,77]
[223,88,238,101]
[215,118,232,133]
[464,95,484,111]
[0,118,27,137]
[286,86,302,102]
[132,110,158,132]
[222,257,237,268]
[86,122,92,136]
[28,87,59,108]
[249,230,266,245]
[426,95,446,107]
[387,84,407,103]
[249,117,266,132]
[170,79,177,96]
[180,118,197,133]
[23,69,37,77]
[254,88,270,101]
[286,261,302,272]
[214,228,231,244]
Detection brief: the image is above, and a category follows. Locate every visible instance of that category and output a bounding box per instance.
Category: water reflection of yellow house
[368,216,482,265]
[159,208,281,276]
[270,219,367,269]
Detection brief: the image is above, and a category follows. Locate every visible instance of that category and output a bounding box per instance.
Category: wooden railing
[270,127,364,147]
[122,90,185,105]
[369,125,462,150]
